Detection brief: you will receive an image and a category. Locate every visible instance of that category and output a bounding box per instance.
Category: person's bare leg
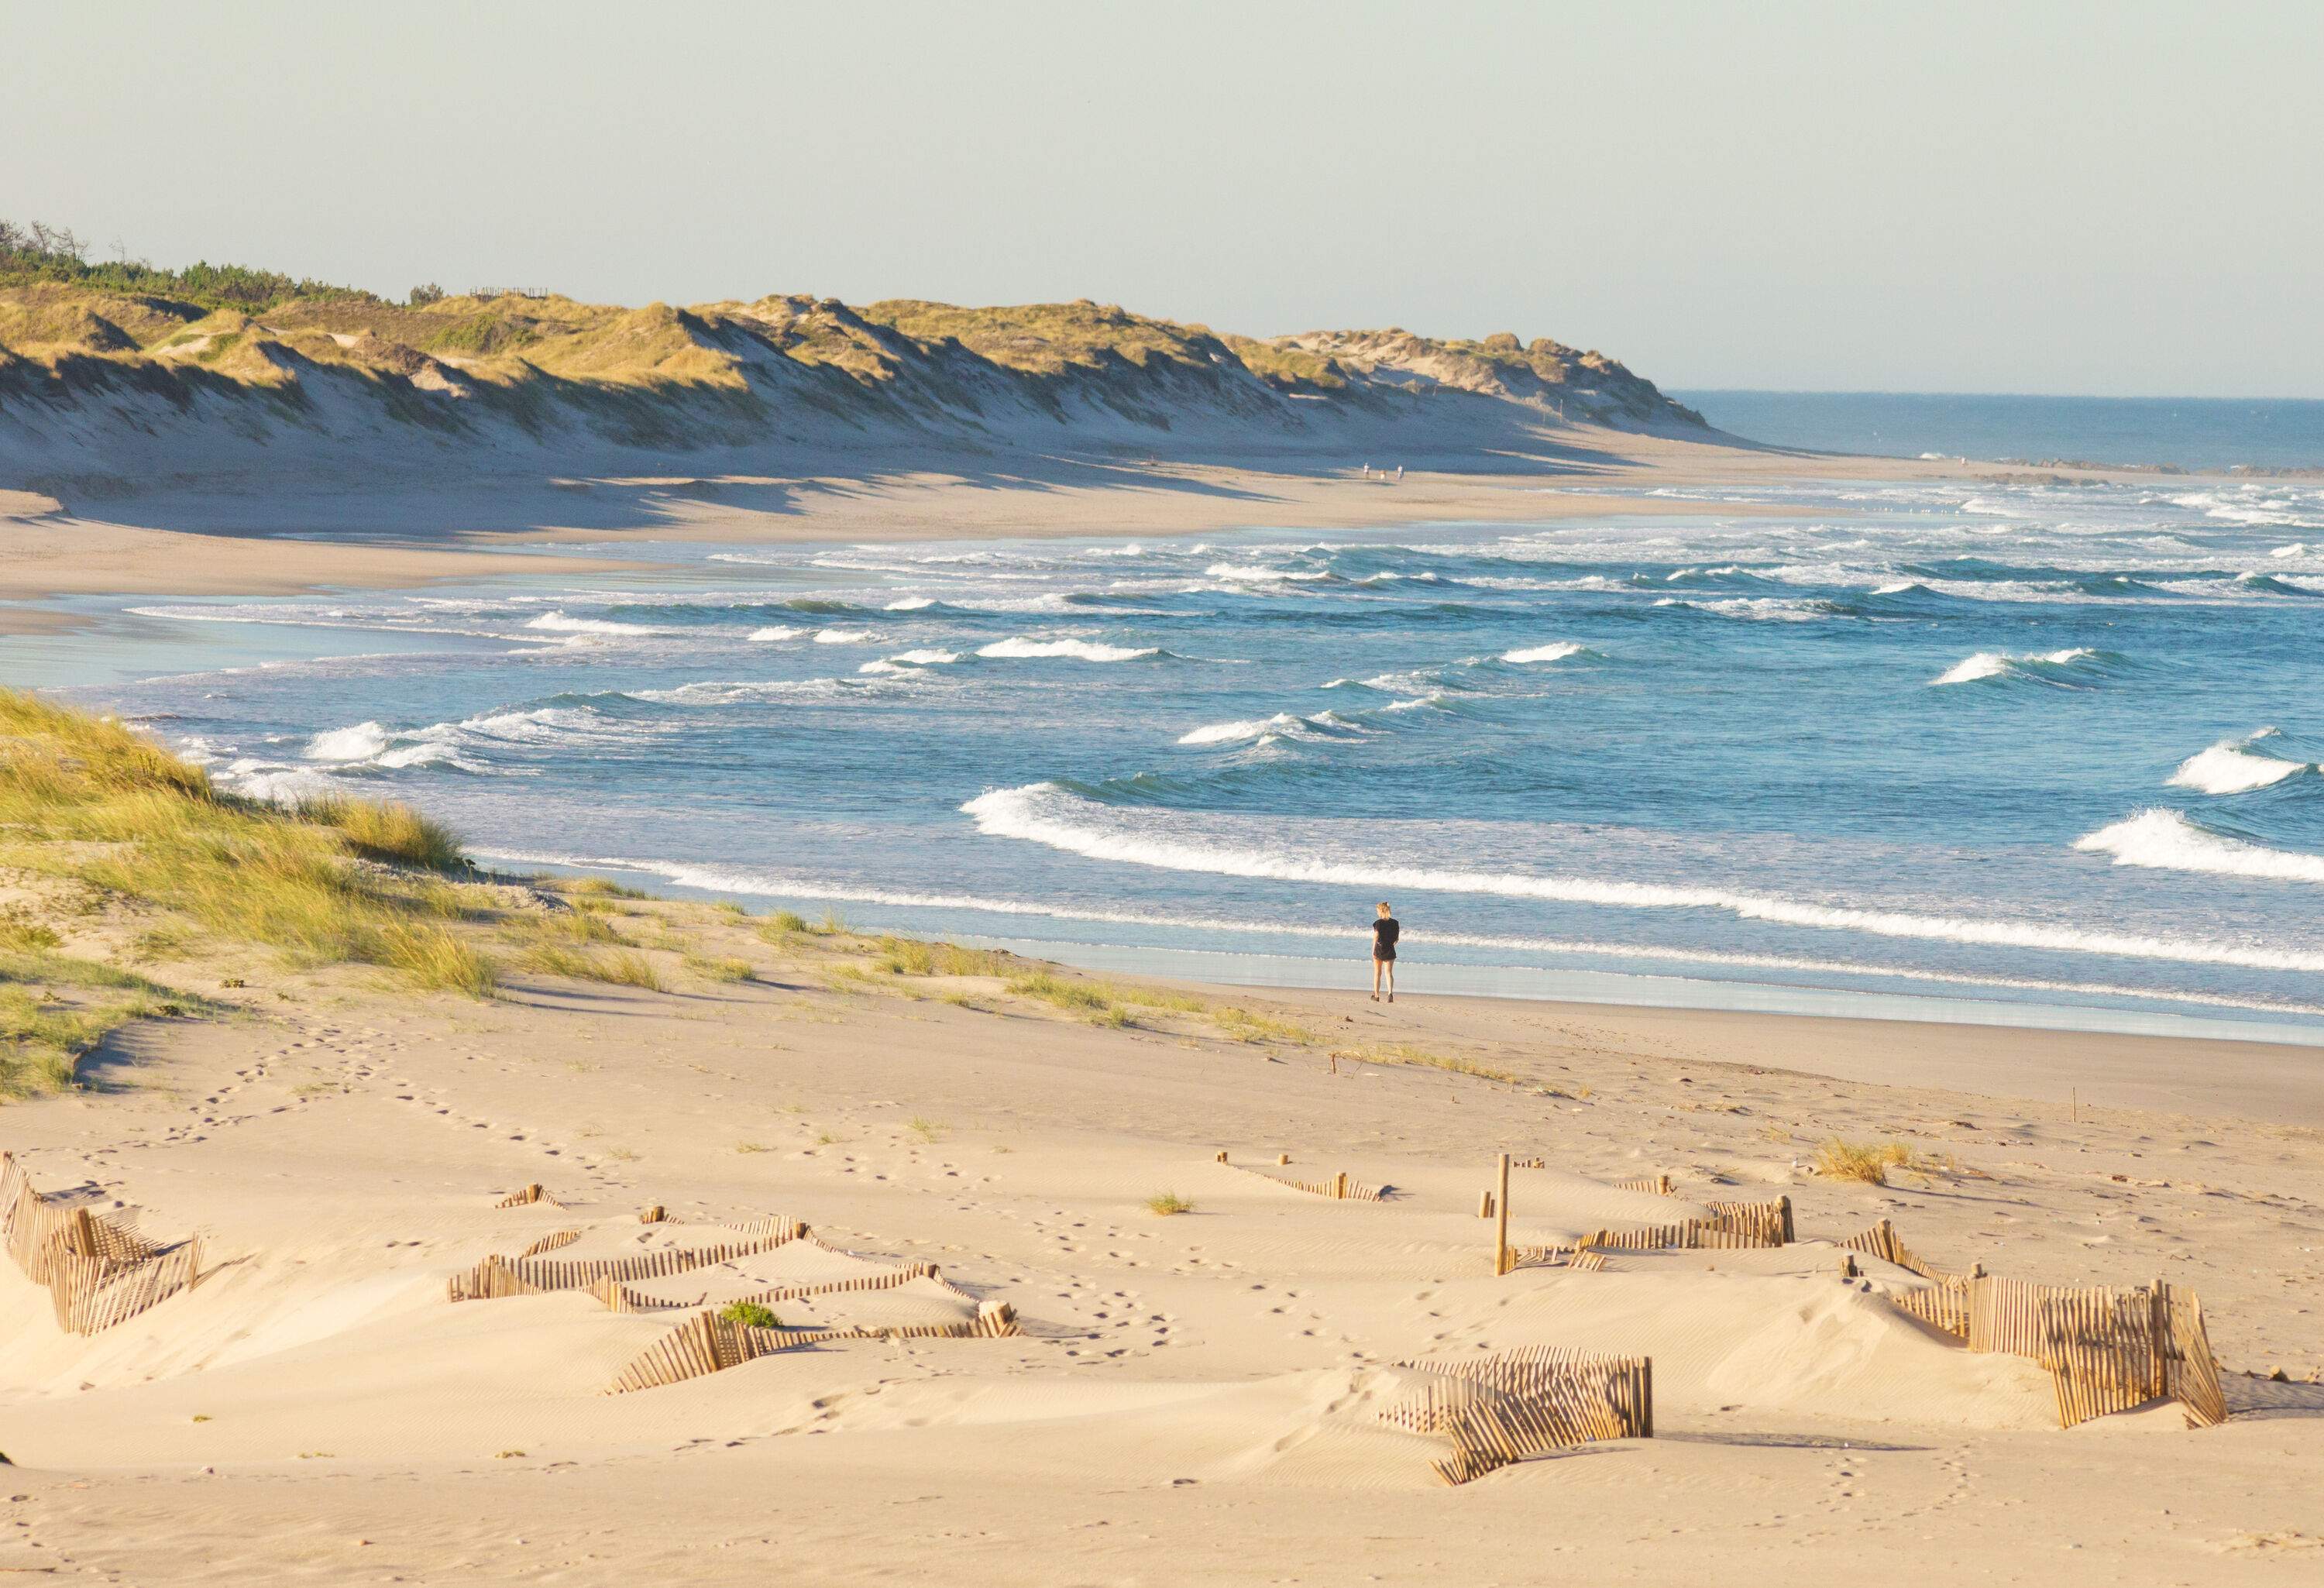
[1370,957,1382,999]
[1384,960,1394,1002]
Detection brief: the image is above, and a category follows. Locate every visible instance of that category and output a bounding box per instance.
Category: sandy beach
[2,882,2319,1585]
[0,424,2136,632]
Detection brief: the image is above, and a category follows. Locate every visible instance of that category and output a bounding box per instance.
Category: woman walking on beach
[1370,902,1400,1002]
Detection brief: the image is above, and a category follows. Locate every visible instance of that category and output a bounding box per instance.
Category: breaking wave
[961,782,2324,973]
[2074,809,2324,885]
[2168,731,2309,795]
[976,636,1161,662]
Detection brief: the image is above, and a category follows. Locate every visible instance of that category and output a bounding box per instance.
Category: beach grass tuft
[1143,1191,1194,1216]
[719,1301,781,1328]
[1813,1138,1913,1185]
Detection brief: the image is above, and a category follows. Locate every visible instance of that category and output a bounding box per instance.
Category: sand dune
[3,884,2319,1583]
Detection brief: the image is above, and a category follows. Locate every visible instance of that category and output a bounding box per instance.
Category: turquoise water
[1674,391,2324,472]
[25,474,2324,1040]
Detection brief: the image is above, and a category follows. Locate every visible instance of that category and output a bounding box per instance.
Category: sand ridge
[2,894,2319,1583]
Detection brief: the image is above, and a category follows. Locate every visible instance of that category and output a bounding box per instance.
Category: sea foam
[2168,733,2307,795]
[976,636,1159,662]
[1930,648,2097,686]
[1502,641,1587,664]
[962,782,2324,972]
[2075,809,2324,885]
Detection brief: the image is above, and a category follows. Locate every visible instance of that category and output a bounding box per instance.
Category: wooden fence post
[1477,1190,1494,1219]
[1494,1153,1511,1275]
[1334,1171,1349,1200]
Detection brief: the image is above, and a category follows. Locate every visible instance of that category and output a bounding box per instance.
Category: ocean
[19,473,2324,1044]
[1673,390,2324,473]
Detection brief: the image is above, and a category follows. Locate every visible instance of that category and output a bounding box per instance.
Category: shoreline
[0,428,2270,634]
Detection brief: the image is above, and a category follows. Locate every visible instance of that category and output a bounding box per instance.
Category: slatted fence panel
[1380,1349,1652,1484]
[2157,1284,2228,1428]
[605,1302,1022,1393]
[1222,1164,1388,1201]
[2,1152,202,1333]
[449,1222,809,1301]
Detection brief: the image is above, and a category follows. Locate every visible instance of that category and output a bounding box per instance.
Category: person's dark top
[1371,916,1401,959]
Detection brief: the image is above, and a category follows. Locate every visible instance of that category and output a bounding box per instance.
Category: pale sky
[9,0,2319,396]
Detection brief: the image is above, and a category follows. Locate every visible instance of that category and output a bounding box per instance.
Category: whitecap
[2075,809,2324,885]
[814,627,873,644]
[1501,641,1586,665]
[748,625,803,642]
[304,721,392,762]
[1205,563,1329,583]
[965,784,2324,972]
[524,612,667,637]
[976,636,1159,662]
[1929,648,2096,686]
[2168,734,2309,795]
[1178,714,1298,746]
[884,596,937,610]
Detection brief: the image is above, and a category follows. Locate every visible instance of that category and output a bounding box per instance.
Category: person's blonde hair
[1377,902,1392,914]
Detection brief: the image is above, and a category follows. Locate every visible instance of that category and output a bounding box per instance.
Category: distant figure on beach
[1370,901,1400,1002]
[1394,464,1404,482]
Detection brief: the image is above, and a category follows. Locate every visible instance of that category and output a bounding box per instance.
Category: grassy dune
[0,218,1701,445]
[0,690,495,1095]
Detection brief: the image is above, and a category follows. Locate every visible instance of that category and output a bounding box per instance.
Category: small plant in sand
[1813,1138,1913,1185]
[760,910,812,939]
[566,876,648,900]
[1212,1005,1317,1046]
[906,1115,947,1143]
[734,1141,772,1153]
[683,951,754,983]
[1144,1191,1194,1216]
[720,1301,782,1329]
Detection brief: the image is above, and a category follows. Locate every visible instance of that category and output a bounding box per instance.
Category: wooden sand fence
[593,1255,982,1315]
[1505,1196,1794,1272]
[1884,1270,2227,1429]
[1382,1346,1653,1485]
[1510,1162,1674,1198]
[2,1150,203,1334]
[494,1183,564,1208]
[1840,1218,1972,1280]
[605,1301,1021,1393]
[1214,1153,1388,1202]
[448,1220,808,1302]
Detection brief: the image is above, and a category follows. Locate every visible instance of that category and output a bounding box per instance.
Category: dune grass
[874,936,1014,978]
[1349,1042,1520,1084]
[683,951,755,983]
[0,947,194,1096]
[1006,969,1208,1026]
[1814,1138,1913,1185]
[719,1301,781,1328]
[565,875,648,900]
[1143,1191,1194,1216]
[0,690,494,1002]
[514,942,667,990]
